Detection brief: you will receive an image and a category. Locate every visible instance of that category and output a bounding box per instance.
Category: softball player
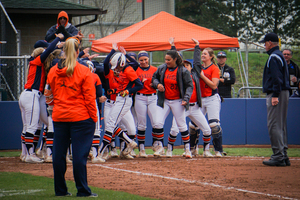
[199,47,223,157]
[152,50,194,158]
[19,34,64,163]
[168,38,212,157]
[131,51,160,158]
[99,44,143,160]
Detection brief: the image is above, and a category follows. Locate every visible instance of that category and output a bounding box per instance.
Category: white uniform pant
[94,100,101,137]
[156,99,187,132]
[200,94,221,123]
[104,96,136,136]
[134,93,160,131]
[170,103,211,136]
[19,89,48,134]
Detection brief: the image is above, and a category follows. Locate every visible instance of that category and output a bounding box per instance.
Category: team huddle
[19,35,225,164]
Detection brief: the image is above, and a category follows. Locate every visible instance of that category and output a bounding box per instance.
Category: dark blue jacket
[263,46,290,97]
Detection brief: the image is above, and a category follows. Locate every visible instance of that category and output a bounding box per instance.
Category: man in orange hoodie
[45,11,78,42]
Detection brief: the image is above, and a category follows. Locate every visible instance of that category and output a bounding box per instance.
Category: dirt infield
[0,154,300,200]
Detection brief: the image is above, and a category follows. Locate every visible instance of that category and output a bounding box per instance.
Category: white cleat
[191,147,199,157]
[120,152,134,159]
[91,156,106,163]
[20,154,26,162]
[203,150,214,158]
[215,151,223,158]
[110,148,119,158]
[166,149,172,158]
[153,146,164,157]
[25,153,44,163]
[138,150,148,158]
[44,155,53,163]
[130,149,137,157]
[122,141,137,156]
[185,149,192,159]
[102,151,109,160]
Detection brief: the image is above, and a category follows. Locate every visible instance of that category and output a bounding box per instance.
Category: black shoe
[285,158,291,166]
[263,159,286,166]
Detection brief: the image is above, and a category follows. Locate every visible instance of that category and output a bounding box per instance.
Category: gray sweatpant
[266,90,289,161]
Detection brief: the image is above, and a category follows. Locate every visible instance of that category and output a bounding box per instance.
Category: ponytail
[63,38,79,76]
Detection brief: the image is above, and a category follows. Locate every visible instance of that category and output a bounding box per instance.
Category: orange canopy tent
[91,11,239,53]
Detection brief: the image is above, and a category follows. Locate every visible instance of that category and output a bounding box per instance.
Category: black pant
[53,118,95,196]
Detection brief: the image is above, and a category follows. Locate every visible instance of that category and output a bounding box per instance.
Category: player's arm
[200,69,219,90]
[192,38,202,75]
[103,44,118,75]
[40,34,63,63]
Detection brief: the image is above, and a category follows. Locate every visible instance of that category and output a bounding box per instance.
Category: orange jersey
[47,61,97,122]
[189,76,197,103]
[164,67,180,100]
[104,70,120,101]
[136,65,157,94]
[115,66,138,93]
[24,55,46,93]
[200,64,220,97]
[92,72,101,87]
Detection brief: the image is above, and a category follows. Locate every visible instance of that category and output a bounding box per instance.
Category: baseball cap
[34,40,49,48]
[217,51,227,58]
[183,60,192,65]
[259,32,279,43]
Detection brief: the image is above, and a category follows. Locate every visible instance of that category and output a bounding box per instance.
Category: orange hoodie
[47,61,97,123]
[57,11,69,27]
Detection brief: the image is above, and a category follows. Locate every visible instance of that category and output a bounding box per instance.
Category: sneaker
[25,154,44,163]
[110,148,119,158]
[91,156,106,163]
[182,152,186,157]
[122,141,137,156]
[44,155,53,163]
[185,149,192,159]
[285,158,291,166]
[166,149,172,158]
[130,150,137,157]
[215,151,223,158]
[138,150,148,158]
[88,193,98,197]
[120,152,134,159]
[203,150,213,158]
[36,148,44,159]
[153,146,164,157]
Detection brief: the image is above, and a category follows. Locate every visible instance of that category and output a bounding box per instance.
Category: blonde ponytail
[63,38,79,76]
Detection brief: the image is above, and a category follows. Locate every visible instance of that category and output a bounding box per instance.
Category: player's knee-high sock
[33,129,41,152]
[203,134,211,151]
[167,134,177,151]
[25,132,34,155]
[100,131,112,154]
[46,131,54,156]
[152,128,164,147]
[38,127,47,152]
[137,130,146,151]
[91,135,100,157]
[181,130,190,151]
[21,132,26,156]
[114,128,132,144]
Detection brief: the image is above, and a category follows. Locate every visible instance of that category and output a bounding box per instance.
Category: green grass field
[1,148,299,199]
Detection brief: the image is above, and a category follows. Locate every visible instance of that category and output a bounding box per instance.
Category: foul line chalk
[94,164,298,200]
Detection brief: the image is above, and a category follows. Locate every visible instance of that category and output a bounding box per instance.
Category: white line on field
[93,164,298,200]
[0,189,45,197]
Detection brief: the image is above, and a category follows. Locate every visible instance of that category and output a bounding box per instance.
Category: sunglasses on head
[59,17,67,20]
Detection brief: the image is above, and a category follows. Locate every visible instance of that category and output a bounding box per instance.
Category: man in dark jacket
[45,11,78,42]
[217,51,236,98]
[282,49,300,95]
[260,32,291,167]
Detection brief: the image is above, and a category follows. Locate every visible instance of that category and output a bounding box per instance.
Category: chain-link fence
[0,2,21,101]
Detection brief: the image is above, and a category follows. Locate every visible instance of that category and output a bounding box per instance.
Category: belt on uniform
[117,93,132,97]
[106,99,115,104]
[136,92,156,96]
[26,89,42,95]
[189,103,197,106]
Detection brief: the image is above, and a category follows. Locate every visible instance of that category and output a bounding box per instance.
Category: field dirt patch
[1,152,300,200]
